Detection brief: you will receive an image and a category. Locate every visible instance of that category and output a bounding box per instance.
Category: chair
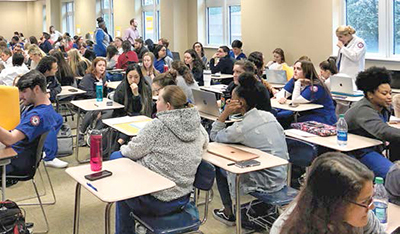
[131,160,216,234]
[0,86,20,130]
[7,132,50,234]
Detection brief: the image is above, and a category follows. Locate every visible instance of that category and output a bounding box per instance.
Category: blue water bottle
[337,114,348,147]
[96,80,103,102]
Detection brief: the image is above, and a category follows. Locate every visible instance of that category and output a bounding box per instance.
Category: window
[42,5,47,33]
[343,0,400,57]
[205,0,241,46]
[142,0,160,42]
[62,2,74,36]
[96,0,114,37]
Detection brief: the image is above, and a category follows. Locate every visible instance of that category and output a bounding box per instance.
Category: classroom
[0,0,400,233]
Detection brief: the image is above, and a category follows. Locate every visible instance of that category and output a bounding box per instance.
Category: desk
[392,88,400,93]
[107,81,121,90]
[200,84,227,94]
[203,142,288,234]
[332,94,363,103]
[70,98,124,163]
[284,129,382,152]
[56,86,86,112]
[271,98,323,122]
[271,83,285,89]
[388,203,400,233]
[211,74,233,80]
[103,115,152,136]
[66,158,176,234]
[0,144,17,201]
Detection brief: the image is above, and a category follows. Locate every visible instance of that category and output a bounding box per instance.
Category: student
[27,45,46,70]
[345,66,398,178]
[394,94,400,118]
[36,55,61,103]
[116,41,139,70]
[105,45,119,70]
[110,85,209,234]
[140,52,159,83]
[153,45,173,74]
[336,25,366,80]
[0,70,67,174]
[319,57,338,90]
[50,51,76,87]
[183,49,204,86]
[270,152,385,234]
[210,72,288,225]
[9,36,24,50]
[28,36,39,46]
[248,51,277,96]
[67,49,91,77]
[158,38,173,59]
[114,37,123,54]
[225,60,272,113]
[229,40,246,60]
[94,17,110,57]
[39,33,53,54]
[134,38,149,61]
[0,53,29,86]
[275,60,337,125]
[123,18,140,45]
[385,161,400,206]
[210,46,234,75]
[152,72,178,96]
[0,48,12,68]
[266,48,287,70]
[171,60,199,102]
[192,41,207,66]
[49,26,62,44]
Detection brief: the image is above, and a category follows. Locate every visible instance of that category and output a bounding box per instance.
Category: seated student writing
[270,152,385,234]
[110,85,209,234]
[345,66,397,178]
[0,70,64,175]
[275,60,337,125]
[210,72,288,225]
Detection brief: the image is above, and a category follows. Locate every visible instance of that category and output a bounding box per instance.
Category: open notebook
[207,144,259,162]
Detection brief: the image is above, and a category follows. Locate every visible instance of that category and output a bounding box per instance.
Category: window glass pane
[394,0,400,54]
[229,5,241,44]
[346,0,379,53]
[103,0,110,9]
[68,15,74,35]
[67,2,73,12]
[143,0,154,6]
[157,10,160,40]
[43,5,46,33]
[144,11,155,41]
[207,7,223,45]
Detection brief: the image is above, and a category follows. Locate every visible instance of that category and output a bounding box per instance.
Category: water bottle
[96,80,103,102]
[337,114,348,147]
[373,177,388,229]
[90,130,102,171]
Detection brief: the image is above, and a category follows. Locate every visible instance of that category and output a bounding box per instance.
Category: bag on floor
[57,123,74,156]
[0,200,29,234]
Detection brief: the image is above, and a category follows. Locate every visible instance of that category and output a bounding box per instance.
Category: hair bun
[238,72,257,88]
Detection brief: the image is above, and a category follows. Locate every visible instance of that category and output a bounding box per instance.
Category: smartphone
[68,89,78,92]
[235,159,260,168]
[106,101,113,106]
[84,170,112,181]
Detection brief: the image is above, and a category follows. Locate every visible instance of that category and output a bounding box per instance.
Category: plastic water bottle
[373,177,388,229]
[90,130,102,171]
[337,114,348,147]
[96,80,103,102]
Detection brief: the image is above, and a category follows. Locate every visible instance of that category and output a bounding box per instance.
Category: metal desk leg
[73,183,82,234]
[105,202,113,234]
[235,174,241,234]
[75,108,81,163]
[2,164,6,201]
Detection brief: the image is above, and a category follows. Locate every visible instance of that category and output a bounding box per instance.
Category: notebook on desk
[207,144,259,162]
[331,74,363,97]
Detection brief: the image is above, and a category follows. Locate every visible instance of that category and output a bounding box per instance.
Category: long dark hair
[280,152,374,234]
[192,41,205,57]
[320,57,338,75]
[184,48,205,70]
[297,60,331,98]
[171,60,195,85]
[124,64,153,116]
[234,72,264,111]
[50,51,75,86]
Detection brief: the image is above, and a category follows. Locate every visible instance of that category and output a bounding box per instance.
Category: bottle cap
[374,177,384,184]
[339,114,345,118]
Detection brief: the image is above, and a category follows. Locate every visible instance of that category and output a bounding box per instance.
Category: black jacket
[210,55,234,74]
[46,76,61,103]
[78,73,107,99]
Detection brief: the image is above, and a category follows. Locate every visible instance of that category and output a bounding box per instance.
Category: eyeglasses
[346,197,374,209]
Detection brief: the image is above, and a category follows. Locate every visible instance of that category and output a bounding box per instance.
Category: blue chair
[131,160,216,234]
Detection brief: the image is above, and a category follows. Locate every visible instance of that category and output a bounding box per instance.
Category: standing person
[116,41,139,70]
[134,38,149,61]
[229,40,246,60]
[319,57,338,90]
[140,52,159,84]
[36,55,61,103]
[270,152,385,234]
[336,25,366,80]
[183,49,204,86]
[153,45,173,74]
[210,46,234,75]
[192,41,207,66]
[49,26,63,44]
[123,18,140,45]
[94,17,110,57]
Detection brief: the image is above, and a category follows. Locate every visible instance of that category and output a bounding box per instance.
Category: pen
[94,103,99,107]
[86,182,98,192]
[227,162,235,166]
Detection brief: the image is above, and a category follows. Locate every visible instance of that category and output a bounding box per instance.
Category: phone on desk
[84,170,112,181]
[235,159,260,168]
[68,89,78,92]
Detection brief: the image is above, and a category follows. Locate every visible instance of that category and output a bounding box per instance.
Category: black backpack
[0,200,29,234]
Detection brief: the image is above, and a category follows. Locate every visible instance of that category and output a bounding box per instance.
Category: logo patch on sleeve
[310,86,318,92]
[30,116,40,126]
[357,42,364,48]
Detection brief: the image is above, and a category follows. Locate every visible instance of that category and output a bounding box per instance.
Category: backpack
[57,123,73,156]
[0,200,29,234]
[86,127,119,160]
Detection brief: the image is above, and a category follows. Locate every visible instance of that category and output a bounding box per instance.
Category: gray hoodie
[120,107,209,201]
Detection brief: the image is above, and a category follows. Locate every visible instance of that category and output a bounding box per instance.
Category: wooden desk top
[200,84,228,94]
[388,203,400,233]
[203,142,288,174]
[103,115,152,136]
[332,94,363,102]
[65,158,176,203]
[392,88,400,93]
[271,84,285,89]
[284,129,383,152]
[211,74,234,80]
[271,98,323,112]
[71,98,124,111]
[58,86,86,97]
[107,81,121,90]
[0,144,17,160]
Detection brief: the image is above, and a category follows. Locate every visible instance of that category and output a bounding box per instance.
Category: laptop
[207,143,259,162]
[265,69,287,85]
[192,89,221,117]
[330,74,363,97]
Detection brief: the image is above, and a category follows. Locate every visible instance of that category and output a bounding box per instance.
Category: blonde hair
[27,44,46,57]
[67,49,91,76]
[141,52,159,76]
[336,25,356,36]
[161,85,192,109]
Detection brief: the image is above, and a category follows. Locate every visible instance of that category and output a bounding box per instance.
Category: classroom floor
[6,117,269,234]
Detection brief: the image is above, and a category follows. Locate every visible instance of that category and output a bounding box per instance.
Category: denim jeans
[215,166,233,208]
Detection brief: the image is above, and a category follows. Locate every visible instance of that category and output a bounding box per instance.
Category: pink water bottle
[90,130,103,171]
[163,64,169,72]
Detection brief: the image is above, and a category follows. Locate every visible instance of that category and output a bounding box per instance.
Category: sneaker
[212,208,236,226]
[44,158,68,168]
